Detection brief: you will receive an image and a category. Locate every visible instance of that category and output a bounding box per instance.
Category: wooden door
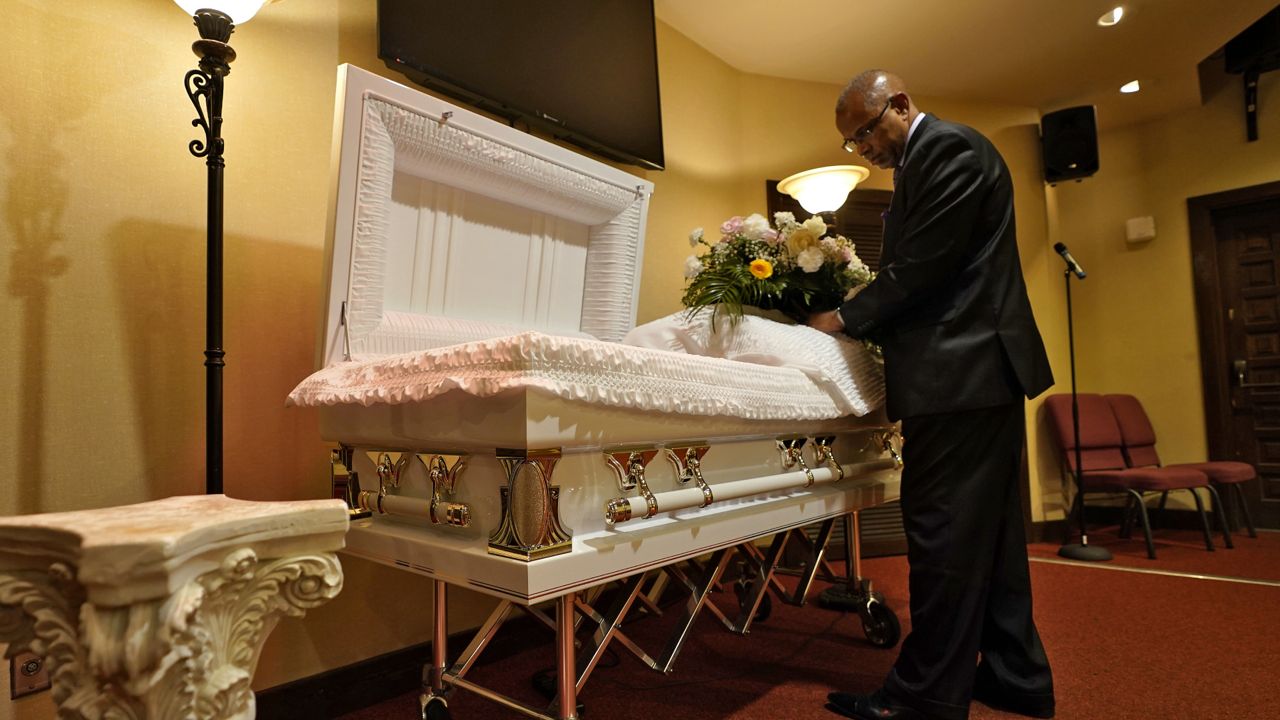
[1191,181,1280,529]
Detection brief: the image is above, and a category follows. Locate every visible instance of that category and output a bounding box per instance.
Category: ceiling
[654,0,1277,129]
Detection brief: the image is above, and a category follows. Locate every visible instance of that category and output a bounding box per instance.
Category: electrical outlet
[10,651,51,699]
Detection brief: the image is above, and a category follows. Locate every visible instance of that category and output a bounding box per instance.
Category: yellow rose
[785,227,818,256]
[749,258,773,279]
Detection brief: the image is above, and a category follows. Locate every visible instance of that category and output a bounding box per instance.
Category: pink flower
[720,216,744,236]
[762,228,780,244]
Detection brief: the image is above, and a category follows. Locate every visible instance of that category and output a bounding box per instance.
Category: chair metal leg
[1233,482,1258,538]
[1218,481,1239,533]
[1187,488,1215,552]
[1203,485,1234,549]
[1155,489,1170,530]
[1119,493,1136,539]
[1128,489,1156,559]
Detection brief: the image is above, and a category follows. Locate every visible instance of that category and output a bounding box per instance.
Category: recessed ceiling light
[1098,6,1125,26]
[1120,80,1141,93]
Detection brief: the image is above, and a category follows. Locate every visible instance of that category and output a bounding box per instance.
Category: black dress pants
[883,402,1053,720]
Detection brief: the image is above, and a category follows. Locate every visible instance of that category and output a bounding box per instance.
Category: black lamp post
[177,1,266,495]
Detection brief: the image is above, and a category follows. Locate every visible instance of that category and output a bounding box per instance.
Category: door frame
[1188,179,1280,459]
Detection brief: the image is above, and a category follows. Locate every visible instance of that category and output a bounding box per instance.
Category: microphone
[1054,242,1086,279]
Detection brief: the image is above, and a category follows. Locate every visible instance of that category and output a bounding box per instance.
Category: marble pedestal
[0,495,348,719]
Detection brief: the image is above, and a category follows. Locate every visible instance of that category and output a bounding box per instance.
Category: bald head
[836,70,910,121]
[834,69,919,170]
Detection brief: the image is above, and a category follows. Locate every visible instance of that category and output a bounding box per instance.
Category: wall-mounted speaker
[1041,105,1098,184]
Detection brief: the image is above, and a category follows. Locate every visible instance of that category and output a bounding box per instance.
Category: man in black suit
[809,70,1056,720]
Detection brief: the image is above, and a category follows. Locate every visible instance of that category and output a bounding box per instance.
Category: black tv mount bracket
[1245,67,1261,142]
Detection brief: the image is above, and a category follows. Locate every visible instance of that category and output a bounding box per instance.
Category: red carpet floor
[339,552,1280,720]
[1029,527,1280,582]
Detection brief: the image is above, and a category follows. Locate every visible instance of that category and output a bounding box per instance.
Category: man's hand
[807,309,845,334]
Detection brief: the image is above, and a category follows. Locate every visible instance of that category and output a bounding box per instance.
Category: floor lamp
[1054,242,1112,562]
[175,0,267,495]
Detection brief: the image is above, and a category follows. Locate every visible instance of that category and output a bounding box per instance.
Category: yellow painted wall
[634,23,742,323]
[0,2,457,716]
[0,5,742,716]
[1051,66,1280,509]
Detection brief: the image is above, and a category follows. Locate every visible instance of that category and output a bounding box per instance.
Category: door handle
[1233,359,1280,388]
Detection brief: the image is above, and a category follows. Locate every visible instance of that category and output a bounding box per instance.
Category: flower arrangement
[681,212,874,325]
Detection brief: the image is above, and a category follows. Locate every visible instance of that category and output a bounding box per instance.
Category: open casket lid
[317,65,654,369]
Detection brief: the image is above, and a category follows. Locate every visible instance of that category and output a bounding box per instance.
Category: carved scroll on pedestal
[0,495,348,720]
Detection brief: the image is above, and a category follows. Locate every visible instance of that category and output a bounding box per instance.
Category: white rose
[741,213,771,240]
[785,227,817,256]
[802,216,828,238]
[797,247,825,273]
[689,227,704,247]
[684,255,704,278]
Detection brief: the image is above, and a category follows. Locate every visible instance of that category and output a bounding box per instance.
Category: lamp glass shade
[174,0,267,24]
[777,165,870,214]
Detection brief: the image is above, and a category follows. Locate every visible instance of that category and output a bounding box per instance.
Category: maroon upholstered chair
[1105,393,1255,539]
[1043,393,1217,559]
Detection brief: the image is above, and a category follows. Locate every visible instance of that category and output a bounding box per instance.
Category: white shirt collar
[898,112,928,170]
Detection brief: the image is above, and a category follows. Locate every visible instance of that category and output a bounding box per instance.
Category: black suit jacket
[839,115,1053,421]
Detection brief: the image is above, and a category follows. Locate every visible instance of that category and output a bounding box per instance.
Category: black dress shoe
[971,676,1055,718]
[826,689,931,720]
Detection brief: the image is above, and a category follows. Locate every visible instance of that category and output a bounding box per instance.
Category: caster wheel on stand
[859,599,901,648]
[819,578,900,649]
[420,694,451,720]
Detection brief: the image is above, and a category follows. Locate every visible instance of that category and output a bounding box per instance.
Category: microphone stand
[1058,265,1112,562]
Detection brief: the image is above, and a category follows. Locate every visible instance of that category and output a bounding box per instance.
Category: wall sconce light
[777,165,870,215]
[175,0,268,495]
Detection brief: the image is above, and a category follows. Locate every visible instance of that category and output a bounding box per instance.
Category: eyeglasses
[842,99,893,153]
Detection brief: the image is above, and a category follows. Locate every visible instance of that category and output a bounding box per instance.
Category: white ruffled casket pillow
[288,331,861,420]
[622,309,885,417]
[354,310,598,359]
[287,310,883,420]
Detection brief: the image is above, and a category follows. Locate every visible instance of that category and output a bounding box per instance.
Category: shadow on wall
[108,220,330,502]
[4,84,72,516]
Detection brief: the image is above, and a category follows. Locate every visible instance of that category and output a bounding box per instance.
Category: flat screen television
[377,0,665,170]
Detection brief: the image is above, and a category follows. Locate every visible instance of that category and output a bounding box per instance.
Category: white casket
[288,65,901,606]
